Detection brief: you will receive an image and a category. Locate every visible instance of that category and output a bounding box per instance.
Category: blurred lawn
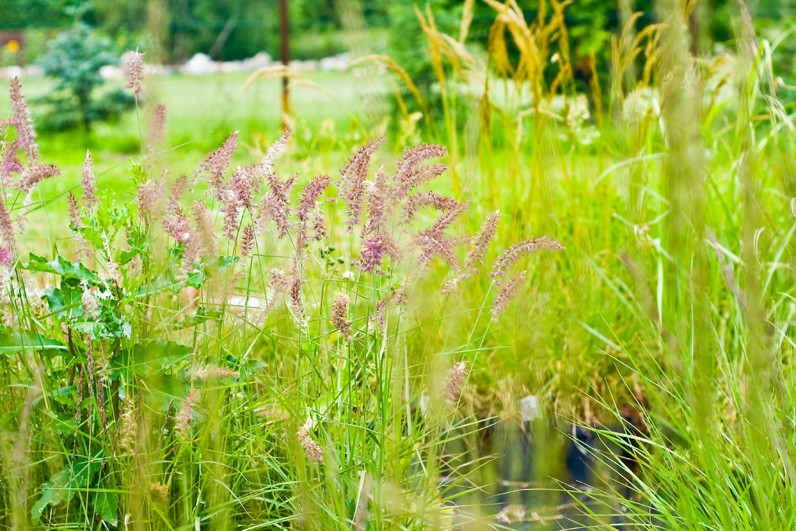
[1,70,390,195]
[2,70,394,254]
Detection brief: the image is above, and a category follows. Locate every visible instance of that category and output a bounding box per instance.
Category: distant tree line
[2,0,794,77]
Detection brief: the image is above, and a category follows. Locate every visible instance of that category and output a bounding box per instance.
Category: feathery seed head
[490,237,564,279]
[289,276,306,330]
[297,174,331,222]
[403,191,459,225]
[464,210,501,274]
[9,77,37,160]
[191,200,217,257]
[362,166,391,236]
[0,247,13,271]
[0,197,13,248]
[81,283,100,319]
[260,170,295,238]
[137,179,165,220]
[297,418,324,464]
[17,163,60,194]
[175,388,200,439]
[446,361,468,407]
[240,224,256,258]
[68,193,80,230]
[490,271,527,324]
[197,131,238,199]
[357,233,400,273]
[338,138,385,232]
[147,104,167,152]
[394,143,447,196]
[261,129,290,174]
[124,49,146,99]
[331,293,352,339]
[82,151,98,213]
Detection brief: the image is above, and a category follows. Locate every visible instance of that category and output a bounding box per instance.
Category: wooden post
[280,0,290,130]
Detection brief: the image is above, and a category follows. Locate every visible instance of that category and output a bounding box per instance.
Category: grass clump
[0,71,563,528]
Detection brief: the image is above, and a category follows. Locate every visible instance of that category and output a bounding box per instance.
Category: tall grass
[367,0,796,527]
[0,63,566,528]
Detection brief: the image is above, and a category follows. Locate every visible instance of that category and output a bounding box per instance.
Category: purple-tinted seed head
[489,237,564,279]
[416,230,460,273]
[124,49,146,99]
[490,271,527,324]
[9,77,38,160]
[17,163,60,194]
[0,197,15,249]
[82,151,98,214]
[337,138,385,233]
[394,143,447,196]
[331,293,352,339]
[0,247,13,270]
[403,191,459,225]
[221,188,240,241]
[446,361,468,407]
[357,233,400,273]
[196,131,238,199]
[137,179,165,221]
[362,166,390,237]
[240,224,255,258]
[289,276,306,330]
[259,171,295,238]
[228,164,263,211]
[147,104,167,152]
[297,174,331,222]
[0,148,24,188]
[68,193,80,230]
[464,210,501,274]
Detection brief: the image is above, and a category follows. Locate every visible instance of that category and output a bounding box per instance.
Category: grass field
[2,2,796,529]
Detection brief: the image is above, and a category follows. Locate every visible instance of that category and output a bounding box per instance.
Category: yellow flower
[7,40,20,54]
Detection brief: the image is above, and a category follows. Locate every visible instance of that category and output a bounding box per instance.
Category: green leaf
[0,326,67,356]
[94,490,118,527]
[31,470,72,522]
[218,255,239,270]
[110,339,192,378]
[32,456,101,523]
[22,253,99,283]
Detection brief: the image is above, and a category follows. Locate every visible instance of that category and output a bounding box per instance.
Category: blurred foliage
[0,0,72,30]
[91,0,346,62]
[2,0,796,89]
[36,23,134,131]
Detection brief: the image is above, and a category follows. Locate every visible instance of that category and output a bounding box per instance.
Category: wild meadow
[1,1,795,529]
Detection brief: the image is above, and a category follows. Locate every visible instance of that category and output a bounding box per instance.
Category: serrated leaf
[31,470,72,522]
[31,457,101,523]
[22,254,99,283]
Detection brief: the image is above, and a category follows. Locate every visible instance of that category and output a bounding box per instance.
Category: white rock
[290,60,318,71]
[519,395,541,422]
[23,65,44,78]
[0,66,23,79]
[183,53,216,75]
[241,52,272,70]
[320,52,350,72]
[100,65,123,79]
